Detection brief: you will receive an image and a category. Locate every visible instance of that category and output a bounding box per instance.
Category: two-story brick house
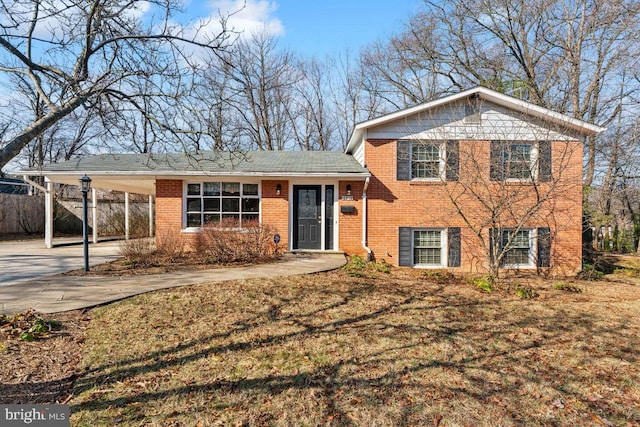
[345,87,603,275]
[26,87,604,275]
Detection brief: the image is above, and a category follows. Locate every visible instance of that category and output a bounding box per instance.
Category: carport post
[124,192,130,240]
[92,188,98,244]
[44,178,53,249]
[148,195,154,237]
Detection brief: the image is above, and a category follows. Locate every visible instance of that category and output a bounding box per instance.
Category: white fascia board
[478,88,606,135]
[31,170,371,179]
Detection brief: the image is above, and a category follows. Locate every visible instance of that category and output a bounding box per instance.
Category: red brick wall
[155,179,193,248]
[261,180,289,249]
[364,139,584,275]
[338,181,365,256]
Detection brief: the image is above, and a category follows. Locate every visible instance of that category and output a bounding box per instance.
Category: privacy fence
[0,194,151,237]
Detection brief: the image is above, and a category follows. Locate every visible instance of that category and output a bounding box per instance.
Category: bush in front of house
[195,219,279,264]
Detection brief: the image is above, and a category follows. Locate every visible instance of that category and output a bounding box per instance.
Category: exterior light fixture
[346,184,352,196]
[79,174,92,272]
[276,183,282,195]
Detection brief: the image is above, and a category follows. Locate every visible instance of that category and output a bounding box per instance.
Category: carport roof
[22,151,370,195]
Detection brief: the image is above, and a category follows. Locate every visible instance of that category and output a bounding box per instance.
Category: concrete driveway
[0,239,122,287]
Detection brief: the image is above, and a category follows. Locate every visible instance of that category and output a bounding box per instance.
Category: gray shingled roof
[27,151,370,176]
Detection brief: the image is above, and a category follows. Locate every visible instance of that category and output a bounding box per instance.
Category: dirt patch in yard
[0,310,88,404]
[2,255,639,426]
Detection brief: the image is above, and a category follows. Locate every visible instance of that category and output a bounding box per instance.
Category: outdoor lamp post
[79,175,92,272]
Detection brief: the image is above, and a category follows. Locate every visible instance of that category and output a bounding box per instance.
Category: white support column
[148,195,154,237]
[124,191,130,240]
[44,178,54,249]
[92,188,98,244]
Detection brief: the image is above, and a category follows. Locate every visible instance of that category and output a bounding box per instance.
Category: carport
[22,170,155,249]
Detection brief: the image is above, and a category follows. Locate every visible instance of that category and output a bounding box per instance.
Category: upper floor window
[504,143,536,180]
[185,181,259,229]
[398,140,458,182]
[491,140,551,182]
[411,142,444,180]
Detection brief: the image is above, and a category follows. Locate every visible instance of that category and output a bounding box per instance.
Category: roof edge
[345,86,606,153]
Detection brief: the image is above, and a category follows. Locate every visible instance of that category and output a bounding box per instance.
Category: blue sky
[189,0,424,58]
[274,0,423,57]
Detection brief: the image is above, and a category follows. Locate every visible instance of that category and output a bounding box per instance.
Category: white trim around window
[412,228,448,268]
[504,142,539,182]
[182,180,261,231]
[500,228,537,268]
[410,141,446,181]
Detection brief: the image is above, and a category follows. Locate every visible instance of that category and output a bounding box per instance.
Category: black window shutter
[446,140,459,181]
[397,140,410,181]
[490,141,504,181]
[399,227,412,266]
[537,227,551,267]
[447,227,461,267]
[538,141,552,182]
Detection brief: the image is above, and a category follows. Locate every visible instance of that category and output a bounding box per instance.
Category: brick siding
[261,180,289,249]
[364,139,583,275]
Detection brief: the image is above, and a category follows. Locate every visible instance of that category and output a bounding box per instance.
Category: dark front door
[293,185,321,250]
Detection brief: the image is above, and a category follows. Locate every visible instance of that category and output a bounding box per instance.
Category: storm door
[293,185,321,249]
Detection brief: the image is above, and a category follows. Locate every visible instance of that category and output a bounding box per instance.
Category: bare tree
[364,0,640,187]
[218,31,299,150]
[329,50,382,149]
[0,0,233,172]
[360,14,451,110]
[289,58,335,150]
[398,99,588,279]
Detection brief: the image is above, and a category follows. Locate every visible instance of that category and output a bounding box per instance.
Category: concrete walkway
[0,239,123,286]
[0,253,347,315]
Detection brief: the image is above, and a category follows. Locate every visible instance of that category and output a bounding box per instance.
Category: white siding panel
[353,138,365,165]
[367,100,582,141]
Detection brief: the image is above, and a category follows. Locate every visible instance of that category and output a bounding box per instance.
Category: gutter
[362,176,372,261]
[22,175,47,194]
[23,171,371,179]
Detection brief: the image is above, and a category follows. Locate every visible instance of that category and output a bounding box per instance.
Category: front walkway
[0,253,346,315]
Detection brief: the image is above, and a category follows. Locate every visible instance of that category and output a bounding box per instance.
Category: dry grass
[69,264,640,426]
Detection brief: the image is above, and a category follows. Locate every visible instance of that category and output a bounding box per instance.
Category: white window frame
[503,142,539,182]
[500,228,536,268]
[412,228,447,268]
[410,141,446,181]
[183,180,261,231]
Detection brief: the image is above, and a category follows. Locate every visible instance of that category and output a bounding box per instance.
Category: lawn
[67,262,640,426]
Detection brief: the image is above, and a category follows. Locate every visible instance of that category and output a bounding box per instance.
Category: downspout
[362,176,372,261]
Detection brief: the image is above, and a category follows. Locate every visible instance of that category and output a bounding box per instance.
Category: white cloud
[206,0,284,38]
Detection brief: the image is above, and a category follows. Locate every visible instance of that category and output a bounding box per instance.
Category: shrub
[553,282,583,293]
[156,228,186,261]
[1,311,61,342]
[576,264,604,281]
[373,259,393,274]
[469,275,494,292]
[118,238,155,264]
[195,219,278,264]
[342,255,391,277]
[513,282,539,299]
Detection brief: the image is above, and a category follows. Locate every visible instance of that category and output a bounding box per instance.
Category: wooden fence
[0,194,151,237]
[0,193,45,234]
